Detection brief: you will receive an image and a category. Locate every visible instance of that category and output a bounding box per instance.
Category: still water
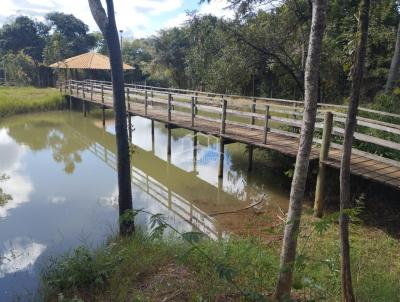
[0,111,290,300]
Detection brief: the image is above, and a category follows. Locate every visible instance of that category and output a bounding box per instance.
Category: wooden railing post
[220,98,227,134]
[191,96,195,127]
[76,80,79,96]
[145,88,148,115]
[168,93,172,121]
[251,97,256,125]
[82,81,86,99]
[194,92,198,115]
[314,111,333,217]
[151,88,154,106]
[263,105,270,144]
[127,88,130,111]
[101,83,105,127]
[90,81,94,102]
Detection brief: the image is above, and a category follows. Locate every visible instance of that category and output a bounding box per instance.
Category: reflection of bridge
[87,137,219,239]
[66,116,251,239]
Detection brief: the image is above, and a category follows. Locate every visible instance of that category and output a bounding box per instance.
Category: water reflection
[0,238,46,278]
[0,111,290,300]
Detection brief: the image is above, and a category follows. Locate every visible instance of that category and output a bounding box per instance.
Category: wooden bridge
[60,79,400,214]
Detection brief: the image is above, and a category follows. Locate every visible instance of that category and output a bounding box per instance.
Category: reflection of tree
[4,114,88,174]
[0,174,12,207]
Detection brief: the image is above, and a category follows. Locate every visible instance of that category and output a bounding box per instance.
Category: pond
[0,111,291,301]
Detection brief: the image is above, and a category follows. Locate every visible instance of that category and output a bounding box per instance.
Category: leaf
[214,262,236,282]
[149,213,167,239]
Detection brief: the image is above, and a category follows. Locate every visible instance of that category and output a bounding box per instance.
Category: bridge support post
[167,126,172,157]
[314,111,333,217]
[248,145,254,172]
[218,138,225,178]
[83,100,87,117]
[193,131,198,173]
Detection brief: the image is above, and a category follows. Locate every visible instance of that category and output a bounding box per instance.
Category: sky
[0,0,235,38]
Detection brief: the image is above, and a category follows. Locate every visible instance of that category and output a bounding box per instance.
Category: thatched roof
[49,52,134,70]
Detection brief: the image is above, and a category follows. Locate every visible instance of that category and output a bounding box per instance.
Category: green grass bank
[0,86,63,117]
[40,212,400,302]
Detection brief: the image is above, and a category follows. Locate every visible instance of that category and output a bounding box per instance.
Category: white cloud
[0,129,34,218]
[0,237,46,277]
[198,0,234,18]
[163,12,188,29]
[162,0,234,30]
[0,0,186,38]
[0,0,236,38]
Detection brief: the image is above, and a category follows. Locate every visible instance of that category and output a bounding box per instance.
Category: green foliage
[0,16,48,61]
[0,86,63,117]
[41,245,121,292]
[43,12,96,65]
[0,13,96,86]
[2,51,38,85]
[40,210,400,302]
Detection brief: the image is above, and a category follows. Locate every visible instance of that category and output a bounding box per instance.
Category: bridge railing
[62,80,400,165]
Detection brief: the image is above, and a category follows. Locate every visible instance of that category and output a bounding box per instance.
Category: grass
[0,86,64,117]
[40,211,400,302]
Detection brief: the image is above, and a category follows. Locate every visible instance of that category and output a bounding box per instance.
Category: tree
[45,12,97,60]
[88,0,134,235]
[339,0,370,301]
[385,19,400,94]
[0,16,48,61]
[153,27,191,87]
[275,0,328,300]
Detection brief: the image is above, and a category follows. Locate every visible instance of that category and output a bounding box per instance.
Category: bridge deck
[64,83,400,190]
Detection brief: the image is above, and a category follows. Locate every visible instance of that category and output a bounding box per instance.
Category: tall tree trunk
[340,1,370,301]
[385,20,400,94]
[275,0,328,300]
[88,0,134,236]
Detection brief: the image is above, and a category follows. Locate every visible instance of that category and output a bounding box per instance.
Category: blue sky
[0,0,234,38]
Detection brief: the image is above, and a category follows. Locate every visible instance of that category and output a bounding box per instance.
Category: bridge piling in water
[218,138,225,178]
[167,126,172,156]
[193,131,198,173]
[83,100,87,117]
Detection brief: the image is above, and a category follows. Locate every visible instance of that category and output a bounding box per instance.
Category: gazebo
[49,52,134,82]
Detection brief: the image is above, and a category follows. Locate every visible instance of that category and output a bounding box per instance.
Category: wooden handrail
[61,80,400,165]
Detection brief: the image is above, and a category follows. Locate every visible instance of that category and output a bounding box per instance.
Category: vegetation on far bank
[40,211,400,302]
[0,86,63,118]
